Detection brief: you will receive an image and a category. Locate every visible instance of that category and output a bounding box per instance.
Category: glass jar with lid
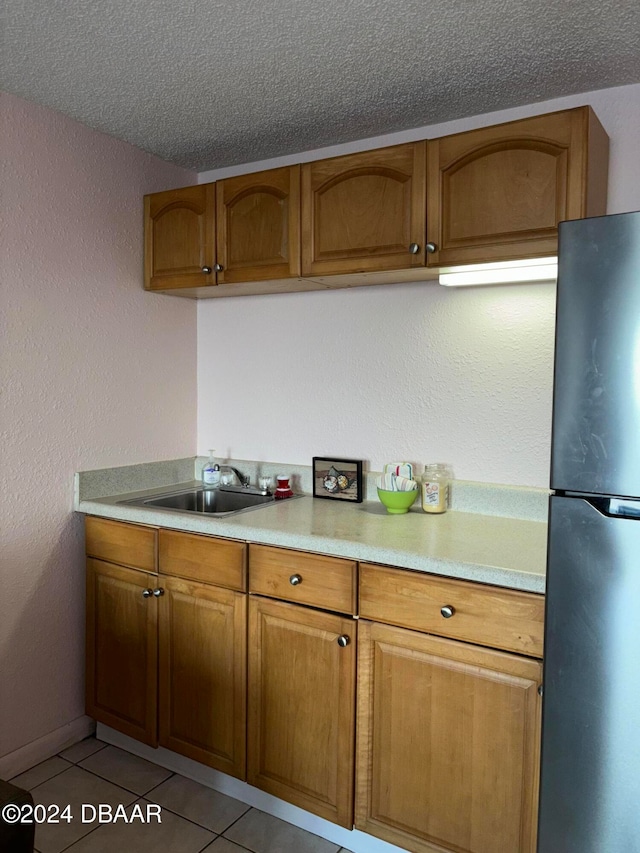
[421,464,450,514]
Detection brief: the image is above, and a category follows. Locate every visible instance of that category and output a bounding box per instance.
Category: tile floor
[8,738,355,853]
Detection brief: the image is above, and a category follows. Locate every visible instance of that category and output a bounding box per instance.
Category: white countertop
[77,481,547,594]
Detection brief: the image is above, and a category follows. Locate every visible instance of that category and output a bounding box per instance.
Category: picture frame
[312,457,363,503]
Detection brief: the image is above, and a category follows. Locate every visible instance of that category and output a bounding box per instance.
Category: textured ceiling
[2,0,640,171]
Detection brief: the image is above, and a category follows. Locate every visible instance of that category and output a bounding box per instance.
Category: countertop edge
[77,487,547,595]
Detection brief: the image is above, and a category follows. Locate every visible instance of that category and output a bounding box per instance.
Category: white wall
[197,84,640,487]
[0,93,197,767]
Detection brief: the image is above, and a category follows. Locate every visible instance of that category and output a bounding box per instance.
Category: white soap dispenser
[202,450,220,489]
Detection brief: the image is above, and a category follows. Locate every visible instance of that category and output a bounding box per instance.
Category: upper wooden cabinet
[144,183,216,291]
[426,106,609,267]
[301,142,427,276]
[143,107,609,296]
[216,166,301,283]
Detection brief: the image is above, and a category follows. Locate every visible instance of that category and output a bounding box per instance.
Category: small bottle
[202,450,220,490]
[421,464,449,514]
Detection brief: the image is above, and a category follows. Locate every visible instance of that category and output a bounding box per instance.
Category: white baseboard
[1,716,95,781]
[97,724,408,853]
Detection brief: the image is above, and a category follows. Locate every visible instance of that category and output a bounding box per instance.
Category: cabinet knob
[201,266,212,274]
[440,605,455,618]
[409,242,420,255]
[426,242,437,254]
[214,263,224,272]
[142,588,153,598]
[538,684,544,697]
[337,635,350,647]
[153,588,164,597]
[289,574,302,586]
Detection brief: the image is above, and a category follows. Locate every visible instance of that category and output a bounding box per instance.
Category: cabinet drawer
[85,517,157,572]
[159,529,246,591]
[359,563,544,657]
[249,545,357,614]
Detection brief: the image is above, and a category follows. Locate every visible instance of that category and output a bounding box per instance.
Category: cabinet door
[248,597,356,827]
[426,107,609,267]
[216,166,301,283]
[144,183,216,290]
[158,575,247,778]
[356,621,542,853]
[85,558,158,746]
[302,142,427,275]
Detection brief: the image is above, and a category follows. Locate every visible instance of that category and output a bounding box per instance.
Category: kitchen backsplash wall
[198,281,555,486]
[197,84,640,489]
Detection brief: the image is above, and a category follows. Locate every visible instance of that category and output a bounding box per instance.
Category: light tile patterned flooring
[9,738,355,853]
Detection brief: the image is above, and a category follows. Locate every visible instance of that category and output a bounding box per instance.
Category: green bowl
[377,488,419,514]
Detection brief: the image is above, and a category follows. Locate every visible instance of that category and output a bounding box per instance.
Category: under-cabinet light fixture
[438,257,558,287]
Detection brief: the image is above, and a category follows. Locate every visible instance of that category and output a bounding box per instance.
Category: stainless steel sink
[120,485,276,517]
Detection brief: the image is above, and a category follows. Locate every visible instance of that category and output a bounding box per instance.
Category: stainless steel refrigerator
[537,210,640,852]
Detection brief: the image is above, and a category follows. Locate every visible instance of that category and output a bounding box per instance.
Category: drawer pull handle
[153,588,165,597]
[337,635,350,647]
[289,574,302,586]
[440,605,455,618]
[142,588,153,598]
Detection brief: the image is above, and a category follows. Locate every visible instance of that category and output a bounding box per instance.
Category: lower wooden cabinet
[355,620,542,853]
[247,596,357,827]
[85,519,247,778]
[85,518,544,848]
[86,557,158,746]
[158,574,246,777]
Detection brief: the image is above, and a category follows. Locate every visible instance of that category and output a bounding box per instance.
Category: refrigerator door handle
[573,496,640,519]
[608,498,640,518]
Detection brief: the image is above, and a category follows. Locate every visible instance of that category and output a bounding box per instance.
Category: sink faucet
[219,465,250,487]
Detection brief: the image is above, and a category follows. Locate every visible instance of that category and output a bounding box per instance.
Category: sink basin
[120,486,275,517]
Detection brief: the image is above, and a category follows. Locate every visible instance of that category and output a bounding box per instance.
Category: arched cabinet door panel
[302,142,427,275]
[426,106,609,267]
[216,166,301,283]
[144,184,216,290]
